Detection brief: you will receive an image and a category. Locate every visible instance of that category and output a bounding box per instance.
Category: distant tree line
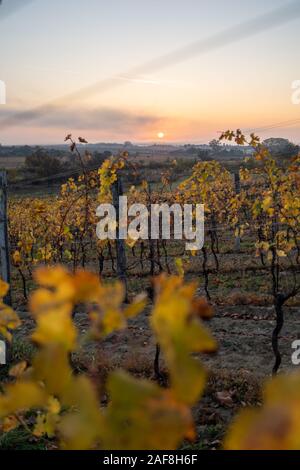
[22,148,112,179]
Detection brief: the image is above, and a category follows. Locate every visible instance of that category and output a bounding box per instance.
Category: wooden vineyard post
[0,171,11,305]
[0,171,11,367]
[148,183,156,276]
[112,175,128,301]
[234,172,241,252]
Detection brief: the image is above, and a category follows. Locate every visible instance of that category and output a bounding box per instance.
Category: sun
[157,132,165,139]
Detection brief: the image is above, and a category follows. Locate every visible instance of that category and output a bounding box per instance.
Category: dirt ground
[78,303,300,377]
[16,303,300,378]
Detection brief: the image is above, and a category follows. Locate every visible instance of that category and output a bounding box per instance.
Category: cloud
[0,105,164,133]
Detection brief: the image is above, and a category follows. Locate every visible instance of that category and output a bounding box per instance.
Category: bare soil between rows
[16,303,300,378]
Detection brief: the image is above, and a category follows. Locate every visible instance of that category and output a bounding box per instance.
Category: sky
[0,0,300,145]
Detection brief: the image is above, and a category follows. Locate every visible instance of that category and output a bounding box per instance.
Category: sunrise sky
[1,0,300,145]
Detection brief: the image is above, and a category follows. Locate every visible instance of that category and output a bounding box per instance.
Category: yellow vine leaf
[0,304,21,342]
[59,375,104,450]
[123,293,147,319]
[101,371,194,450]
[225,372,300,450]
[151,275,217,405]
[0,381,47,419]
[72,270,103,303]
[33,412,59,438]
[32,345,73,397]
[89,282,146,338]
[0,279,9,298]
[276,250,287,258]
[0,278,19,341]
[33,266,75,302]
[32,310,77,351]
[126,237,138,248]
[1,415,20,433]
[175,258,184,278]
[33,396,62,438]
[12,250,22,266]
[9,361,27,379]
